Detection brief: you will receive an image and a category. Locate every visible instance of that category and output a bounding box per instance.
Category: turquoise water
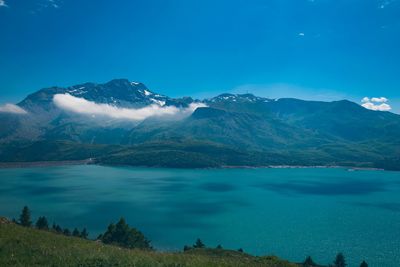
[0,166,399,267]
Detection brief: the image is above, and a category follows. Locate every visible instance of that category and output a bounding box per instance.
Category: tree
[101,218,151,249]
[193,238,205,248]
[360,261,368,267]
[238,248,244,253]
[333,253,347,267]
[55,224,62,233]
[19,206,32,227]
[183,245,191,252]
[216,244,223,249]
[115,218,130,242]
[35,216,49,230]
[303,256,317,267]
[63,228,71,236]
[72,228,80,237]
[101,223,116,244]
[80,228,89,239]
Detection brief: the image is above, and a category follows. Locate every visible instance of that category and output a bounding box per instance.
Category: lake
[0,165,399,266]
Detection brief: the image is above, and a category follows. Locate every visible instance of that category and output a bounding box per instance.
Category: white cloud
[0,104,28,114]
[370,97,388,103]
[0,0,7,7]
[53,94,206,121]
[298,32,305,37]
[361,97,370,103]
[361,97,391,111]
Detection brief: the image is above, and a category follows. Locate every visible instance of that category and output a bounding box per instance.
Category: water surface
[0,166,399,267]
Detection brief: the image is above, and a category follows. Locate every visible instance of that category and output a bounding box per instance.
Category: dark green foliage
[72,228,80,237]
[183,245,191,252]
[63,228,71,236]
[333,253,347,267]
[19,206,31,227]
[303,256,317,266]
[216,244,223,249]
[55,224,62,233]
[193,238,205,248]
[101,218,151,249]
[80,228,89,239]
[238,248,244,253]
[360,261,368,267]
[35,216,49,230]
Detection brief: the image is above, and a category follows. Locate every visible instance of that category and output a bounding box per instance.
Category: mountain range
[0,79,399,170]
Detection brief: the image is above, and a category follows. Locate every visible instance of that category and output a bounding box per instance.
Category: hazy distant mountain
[0,79,399,170]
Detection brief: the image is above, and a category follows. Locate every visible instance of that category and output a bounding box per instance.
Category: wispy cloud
[53,94,206,121]
[46,0,60,9]
[0,0,7,7]
[0,104,28,114]
[31,0,61,14]
[361,97,392,111]
[379,0,396,9]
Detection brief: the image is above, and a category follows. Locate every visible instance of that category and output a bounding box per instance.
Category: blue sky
[0,0,399,113]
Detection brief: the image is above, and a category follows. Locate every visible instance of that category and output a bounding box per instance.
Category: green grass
[0,219,297,267]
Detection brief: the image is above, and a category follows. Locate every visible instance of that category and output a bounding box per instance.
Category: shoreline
[0,159,94,169]
[0,160,386,171]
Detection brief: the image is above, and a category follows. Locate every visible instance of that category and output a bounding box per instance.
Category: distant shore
[0,159,94,169]
[221,165,384,171]
[0,160,386,171]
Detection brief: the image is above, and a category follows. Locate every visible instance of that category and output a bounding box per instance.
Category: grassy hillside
[0,218,297,267]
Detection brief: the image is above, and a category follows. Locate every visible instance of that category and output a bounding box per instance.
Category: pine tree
[63,228,71,236]
[303,256,317,267]
[216,244,223,249]
[55,224,62,233]
[72,228,80,237]
[360,261,368,267]
[101,223,116,244]
[238,248,244,253]
[35,216,49,230]
[80,228,89,239]
[333,253,347,267]
[19,206,32,227]
[183,245,191,251]
[115,218,130,244]
[193,238,205,248]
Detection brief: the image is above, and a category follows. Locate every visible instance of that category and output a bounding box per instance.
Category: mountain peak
[207,93,273,103]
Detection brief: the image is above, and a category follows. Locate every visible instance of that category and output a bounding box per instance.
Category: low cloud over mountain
[0,103,27,114]
[53,93,206,121]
